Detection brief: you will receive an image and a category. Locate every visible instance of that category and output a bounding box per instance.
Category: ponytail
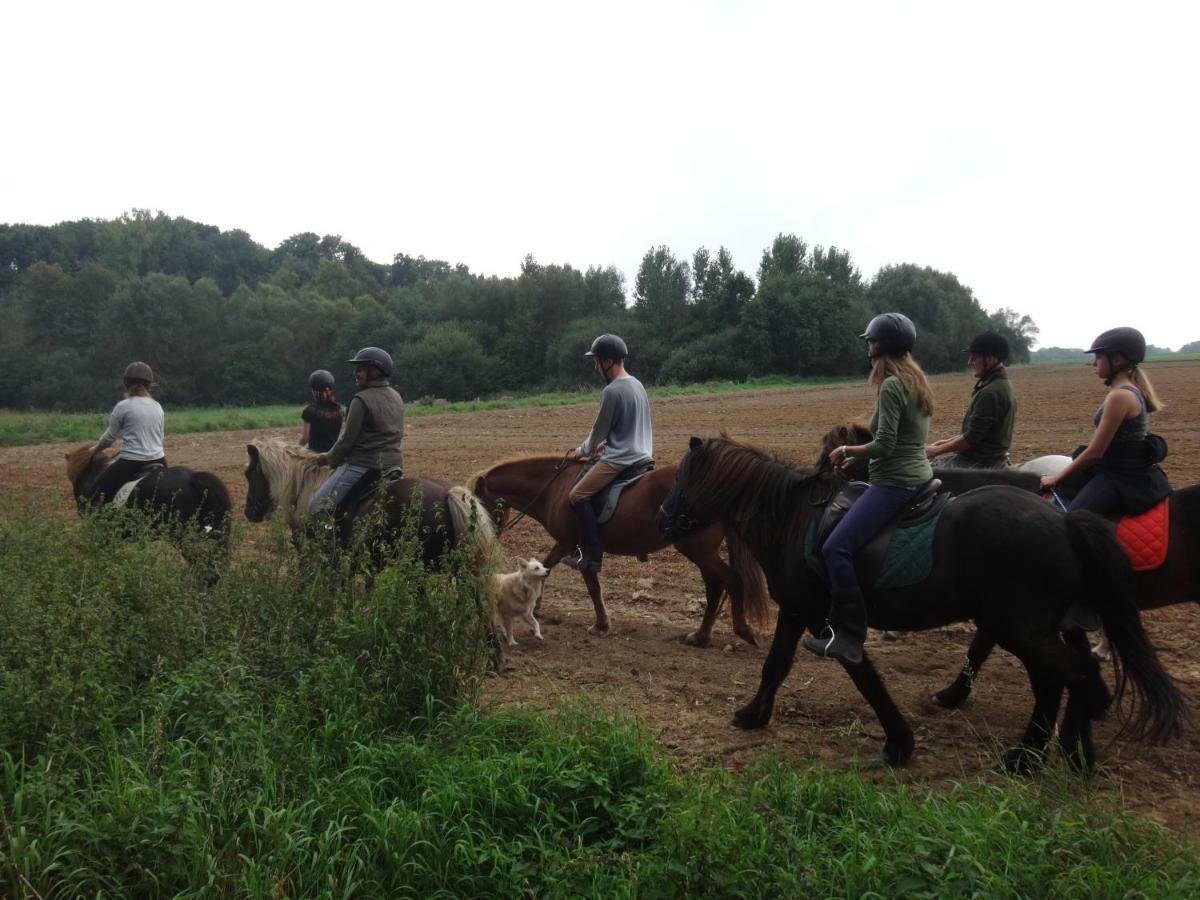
[1129,366,1163,413]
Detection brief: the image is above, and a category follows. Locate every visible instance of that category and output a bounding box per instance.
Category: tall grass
[0,502,1196,896]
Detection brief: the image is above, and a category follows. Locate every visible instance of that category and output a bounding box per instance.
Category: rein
[495,451,575,535]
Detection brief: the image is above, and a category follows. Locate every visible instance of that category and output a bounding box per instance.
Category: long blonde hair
[870,352,934,417]
[1128,365,1163,413]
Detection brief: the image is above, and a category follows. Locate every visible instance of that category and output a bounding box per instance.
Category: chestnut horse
[470,454,769,644]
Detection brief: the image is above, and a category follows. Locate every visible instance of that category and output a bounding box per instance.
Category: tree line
[0,211,1039,410]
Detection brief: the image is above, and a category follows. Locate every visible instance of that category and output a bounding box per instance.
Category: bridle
[491,450,575,536]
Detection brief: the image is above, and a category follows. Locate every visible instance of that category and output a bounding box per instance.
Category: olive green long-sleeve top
[865,375,934,486]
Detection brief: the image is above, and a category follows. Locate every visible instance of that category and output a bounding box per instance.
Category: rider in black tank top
[301,369,343,453]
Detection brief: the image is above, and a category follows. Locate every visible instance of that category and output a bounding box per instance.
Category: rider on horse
[926,330,1016,470]
[562,333,654,573]
[1039,327,1170,516]
[308,347,405,522]
[806,313,935,664]
[88,361,167,505]
[300,369,343,453]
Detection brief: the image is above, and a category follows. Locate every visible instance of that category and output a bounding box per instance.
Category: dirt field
[4,361,1199,832]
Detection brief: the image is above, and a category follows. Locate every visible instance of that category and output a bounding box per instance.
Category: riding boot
[562,499,604,573]
[803,584,868,664]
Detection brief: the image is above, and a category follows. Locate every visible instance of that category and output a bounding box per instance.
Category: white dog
[490,558,549,645]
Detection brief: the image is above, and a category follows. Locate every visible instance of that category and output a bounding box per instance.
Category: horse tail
[189,471,233,549]
[1067,509,1185,744]
[727,530,771,629]
[447,485,499,572]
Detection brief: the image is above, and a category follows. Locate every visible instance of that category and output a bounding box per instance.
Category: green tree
[633,245,691,337]
[986,307,1039,364]
[865,264,989,372]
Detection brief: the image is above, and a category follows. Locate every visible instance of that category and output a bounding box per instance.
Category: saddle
[806,479,951,590]
[334,466,405,540]
[578,459,655,525]
[106,463,166,508]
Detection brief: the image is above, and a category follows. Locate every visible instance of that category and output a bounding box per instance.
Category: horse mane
[248,439,327,528]
[65,444,111,490]
[690,433,826,548]
[468,453,575,495]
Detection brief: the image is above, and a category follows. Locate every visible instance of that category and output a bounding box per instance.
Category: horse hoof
[1000,747,1044,776]
[882,733,915,767]
[733,626,759,647]
[587,622,611,637]
[682,631,711,647]
[732,707,768,730]
[930,680,971,709]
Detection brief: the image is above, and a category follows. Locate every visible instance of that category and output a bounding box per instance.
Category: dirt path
[5,361,1199,831]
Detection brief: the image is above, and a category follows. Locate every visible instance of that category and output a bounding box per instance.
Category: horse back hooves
[587,622,612,637]
[883,733,915,767]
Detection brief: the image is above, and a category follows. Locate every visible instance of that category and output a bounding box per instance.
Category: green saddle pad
[805,506,947,590]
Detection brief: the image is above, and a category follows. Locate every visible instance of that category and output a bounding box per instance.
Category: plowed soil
[4,362,1199,831]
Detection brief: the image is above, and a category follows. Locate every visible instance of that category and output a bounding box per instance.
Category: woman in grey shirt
[89,361,167,504]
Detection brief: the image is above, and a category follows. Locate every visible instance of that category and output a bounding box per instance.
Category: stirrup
[561,546,599,573]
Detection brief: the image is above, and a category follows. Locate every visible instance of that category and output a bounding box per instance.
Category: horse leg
[581,569,610,636]
[733,609,802,729]
[839,653,915,766]
[537,544,570,614]
[931,629,997,709]
[681,569,723,647]
[1057,628,1109,773]
[1001,638,1067,775]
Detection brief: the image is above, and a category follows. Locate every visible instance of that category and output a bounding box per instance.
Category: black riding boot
[562,499,603,573]
[803,584,868,664]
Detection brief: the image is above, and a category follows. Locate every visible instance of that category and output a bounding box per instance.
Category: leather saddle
[809,479,950,586]
[576,459,655,525]
[334,466,405,538]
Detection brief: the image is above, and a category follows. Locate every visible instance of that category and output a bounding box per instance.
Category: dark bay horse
[66,444,232,581]
[244,441,495,568]
[470,454,770,643]
[821,422,1200,710]
[657,435,1184,772]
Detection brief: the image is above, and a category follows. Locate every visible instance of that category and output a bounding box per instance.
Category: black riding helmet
[1087,327,1146,365]
[346,347,394,378]
[963,331,1010,362]
[584,333,629,361]
[309,369,335,390]
[861,313,917,356]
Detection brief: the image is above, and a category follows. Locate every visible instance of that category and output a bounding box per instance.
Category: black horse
[657,435,1184,772]
[819,423,1200,711]
[66,444,232,582]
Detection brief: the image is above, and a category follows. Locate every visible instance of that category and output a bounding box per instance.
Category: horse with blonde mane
[244,440,495,569]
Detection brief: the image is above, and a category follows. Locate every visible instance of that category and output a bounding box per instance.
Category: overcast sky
[3,1,1197,349]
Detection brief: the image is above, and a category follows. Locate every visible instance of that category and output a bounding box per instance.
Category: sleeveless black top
[1090,386,1170,514]
[302,400,343,453]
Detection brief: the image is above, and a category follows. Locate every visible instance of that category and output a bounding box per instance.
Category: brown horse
[244,440,496,570]
[470,454,769,643]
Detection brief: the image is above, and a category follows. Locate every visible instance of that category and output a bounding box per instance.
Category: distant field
[0,374,853,447]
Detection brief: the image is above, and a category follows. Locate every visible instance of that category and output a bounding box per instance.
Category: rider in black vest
[300,369,343,453]
[1040,327,1170,516]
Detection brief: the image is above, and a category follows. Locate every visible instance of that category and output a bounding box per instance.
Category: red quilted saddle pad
[1116,499,1170,571]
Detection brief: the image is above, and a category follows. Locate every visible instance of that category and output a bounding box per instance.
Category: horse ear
[689,436,703,450]
[246,444,259,462]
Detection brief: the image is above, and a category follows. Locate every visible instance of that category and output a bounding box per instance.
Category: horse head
[657,436,710,542]
[243,443,277,522]
[64,444,109,495]
[818,420,873,477]
[468,471,511,529]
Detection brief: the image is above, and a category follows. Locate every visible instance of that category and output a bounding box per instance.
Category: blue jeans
[820,482,922,639]
[309,464,372,516]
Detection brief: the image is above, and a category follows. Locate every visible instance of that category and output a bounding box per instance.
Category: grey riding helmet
[346,347,394,377]
[123,361,154,385]
[585,334,629,361]
[860,313,917,355]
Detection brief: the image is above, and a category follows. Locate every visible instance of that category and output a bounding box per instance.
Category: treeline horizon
[1,210,1044,411]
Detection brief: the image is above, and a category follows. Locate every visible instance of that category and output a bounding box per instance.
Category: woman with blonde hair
[805,312,935,664]
[1040,327,1170,516]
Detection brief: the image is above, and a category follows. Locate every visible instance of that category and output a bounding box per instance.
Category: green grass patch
[0,500,1197,896]
[0,374,857,448]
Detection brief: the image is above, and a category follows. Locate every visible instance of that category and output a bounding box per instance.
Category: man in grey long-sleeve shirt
[562,334,654,572]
